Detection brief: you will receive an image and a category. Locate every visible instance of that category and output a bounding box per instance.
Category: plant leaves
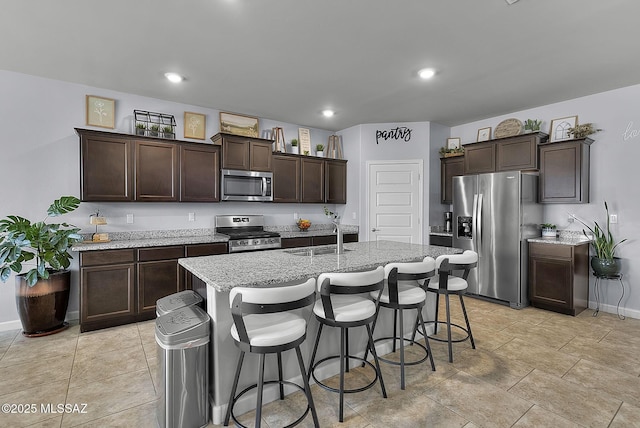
[47,196,80,217]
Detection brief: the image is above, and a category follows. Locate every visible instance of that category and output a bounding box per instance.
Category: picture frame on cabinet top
[447,137,461,150]
[219,111,259,138]
[86,95,115,129]
[184,112,206,140]
[477,127,491,142]
[549,115,578,142]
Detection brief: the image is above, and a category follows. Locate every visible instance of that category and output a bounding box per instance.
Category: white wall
[0,70,337,326]
[449,84,640,318]
[338,122,431,243]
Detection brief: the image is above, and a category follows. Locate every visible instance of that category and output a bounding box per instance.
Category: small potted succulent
[135,122,146,136]
[149,124,160,137]
[290,139,299,154]
[540,223,557,238]
[316,144,325,157]
[162,125,174,139]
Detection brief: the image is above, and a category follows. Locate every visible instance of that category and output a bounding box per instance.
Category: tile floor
[1,296,639,427]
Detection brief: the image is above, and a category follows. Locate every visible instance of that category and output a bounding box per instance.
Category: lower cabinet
[79,242,227,332]
[281,233,358,249]
[528,242,589,316]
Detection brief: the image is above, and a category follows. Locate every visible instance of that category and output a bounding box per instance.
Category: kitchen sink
[285,246,352,256]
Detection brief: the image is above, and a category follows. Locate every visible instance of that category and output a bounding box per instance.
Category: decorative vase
[541,228,556,238]
[590,257,621,277]
[16,270,71,337]
[316,151,324,158]
[290,145,299,154]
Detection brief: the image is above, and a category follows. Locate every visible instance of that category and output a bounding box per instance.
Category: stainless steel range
[215,215,281,253]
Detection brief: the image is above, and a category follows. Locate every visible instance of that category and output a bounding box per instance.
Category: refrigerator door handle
[477,193,483,257]
[472,194,478,253]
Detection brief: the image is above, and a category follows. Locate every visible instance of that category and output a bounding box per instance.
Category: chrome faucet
[333,220,344,254]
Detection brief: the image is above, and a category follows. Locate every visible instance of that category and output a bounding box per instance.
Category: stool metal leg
[366,323,387,398]
[277,352,284,400]
[458,294,475,349]
[399,308,405,389]
[255,353,266,428]
[417,310,436,371]
[223,351,245,426]
[445,293,453,363]
[434,292,441,335]
[339,327,345,422]
[393,309,398,353]
[307,323,323,378]
[295,345,320,427]
[345,328,350,373]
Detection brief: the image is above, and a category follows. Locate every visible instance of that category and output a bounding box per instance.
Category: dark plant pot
[590,256,622,277]
[15,270,70,337]
[135,128,146,136]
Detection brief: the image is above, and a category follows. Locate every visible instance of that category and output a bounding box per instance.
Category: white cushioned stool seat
[313,295,376,322]
[427,275,468,292]
[372,281,427,305]
[230,312,307,347]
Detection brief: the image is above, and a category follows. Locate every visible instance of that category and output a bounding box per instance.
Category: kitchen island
[179,240,462,424]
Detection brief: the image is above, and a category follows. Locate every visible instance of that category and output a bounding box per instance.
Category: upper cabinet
[272,153,347,204]
[211,133,273,172]
[441,156,464,204]
[77,128,220,203]
[539,138,592,204]
[463,132,546,175]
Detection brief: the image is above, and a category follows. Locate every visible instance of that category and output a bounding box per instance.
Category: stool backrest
[229,279,317,343]
[435,251,478,287]
[384,257,436,303]
[317,266,385,321]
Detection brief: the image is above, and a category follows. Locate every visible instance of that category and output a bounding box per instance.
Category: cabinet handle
[371,228,379,232]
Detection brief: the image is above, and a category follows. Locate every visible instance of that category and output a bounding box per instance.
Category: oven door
[221,169,273,202]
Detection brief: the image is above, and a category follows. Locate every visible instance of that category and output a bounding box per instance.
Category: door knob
[371,228,379,232]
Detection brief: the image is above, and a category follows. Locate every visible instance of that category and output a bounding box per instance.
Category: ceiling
[3,0,640,131]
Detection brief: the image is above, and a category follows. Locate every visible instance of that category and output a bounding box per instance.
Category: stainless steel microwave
[221,169,273,202]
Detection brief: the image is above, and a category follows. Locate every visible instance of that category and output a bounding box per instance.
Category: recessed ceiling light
[322,109,335,118]
[418,68,436,79]
[164,72,183,83]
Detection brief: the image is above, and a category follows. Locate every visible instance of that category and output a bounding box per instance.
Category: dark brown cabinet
[180,144,220,202]
[440,156,464,204]
[463,132,546,175]
[212,133,273,172]
[325,159,347,204]
[80,131,133,201]
[135,140,179,202]
[273,154,301,202]
[301,157,325,203]
[79,249,136,332]
[539,138,592,204]
[528,242,589,316]
[281,233,358,249]
[429,234,453,246]
[78,242,227,332]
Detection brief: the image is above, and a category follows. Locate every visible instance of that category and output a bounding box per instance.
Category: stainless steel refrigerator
[452,171,542,308]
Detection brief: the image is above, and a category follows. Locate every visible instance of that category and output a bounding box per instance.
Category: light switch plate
[188,212,195,222]
[126,214,134,224]
[610,214,618,224]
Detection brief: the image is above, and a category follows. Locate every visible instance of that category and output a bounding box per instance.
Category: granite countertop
[527,230,591,246]
[71,225,360,252]
[179,240,463,292]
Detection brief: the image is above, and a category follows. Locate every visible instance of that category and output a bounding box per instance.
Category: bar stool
[414,250,478,363]
[367,257,437,390]
[307,267,387,423]
[224,278,319,428]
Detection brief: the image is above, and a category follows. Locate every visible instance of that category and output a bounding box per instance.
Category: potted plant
[162,125,174,139]
[524,119,542,133]
[540,223,557,238]
[571,201,626,276]
[135,122,146,136]
[0,196,82,336]
[439,146,464,158]
[149,124,160,137]
[290,138,299,154]
[566,123,602,139]
[316,144,325,157]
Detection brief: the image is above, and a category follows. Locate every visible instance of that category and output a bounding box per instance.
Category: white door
[367,160,423,244]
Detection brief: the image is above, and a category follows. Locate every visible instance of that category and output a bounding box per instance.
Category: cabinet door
[441,157,464,204]
[301,158,325,203]
[80,134,133,201]
[273,155,300,202]
[497,135,537,171]
[325,160,347,204]
[313,235,337,246]
[539,140,590,203]
[464,142,495,174]
[281,237,312,248]
[80,264,136,330]
[180,144,220,202]
[529,256,572,309]
[250,141,273,171]
[185,243,228,257]
[137,259,184,316]
[136,141,179,201]
[222,137,250,170]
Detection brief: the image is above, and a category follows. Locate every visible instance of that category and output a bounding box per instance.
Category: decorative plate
[494,118,523,139]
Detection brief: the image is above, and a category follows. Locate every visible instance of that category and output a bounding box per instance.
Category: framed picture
[219,111,259,138]
[184,112,206,140]
[298,128,312,155]
[86,95,115,129]
[549,115,578,142]
[477,127,491,142]
[447,137,461,150]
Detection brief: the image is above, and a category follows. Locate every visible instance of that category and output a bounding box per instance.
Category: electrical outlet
[610,214,618,224]
[126,214,134,224]
[188,212,195,222]
[352,212,356,220]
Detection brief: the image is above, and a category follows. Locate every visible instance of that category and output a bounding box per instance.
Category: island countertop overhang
[179,240,463,292]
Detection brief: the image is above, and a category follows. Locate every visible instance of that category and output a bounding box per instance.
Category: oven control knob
[240,240,247,246]
[254,239,261,245]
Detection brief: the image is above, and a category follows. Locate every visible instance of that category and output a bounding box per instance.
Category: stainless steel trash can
[156,290,203,316]
[156,305,210,428]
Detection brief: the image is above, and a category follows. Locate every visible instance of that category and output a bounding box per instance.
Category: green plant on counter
[291,139,298,147]
[570,201,626,260]
[0,196,82,286]
[567,123,602,139]
[316,144,324,151]
[541,223,556,229]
